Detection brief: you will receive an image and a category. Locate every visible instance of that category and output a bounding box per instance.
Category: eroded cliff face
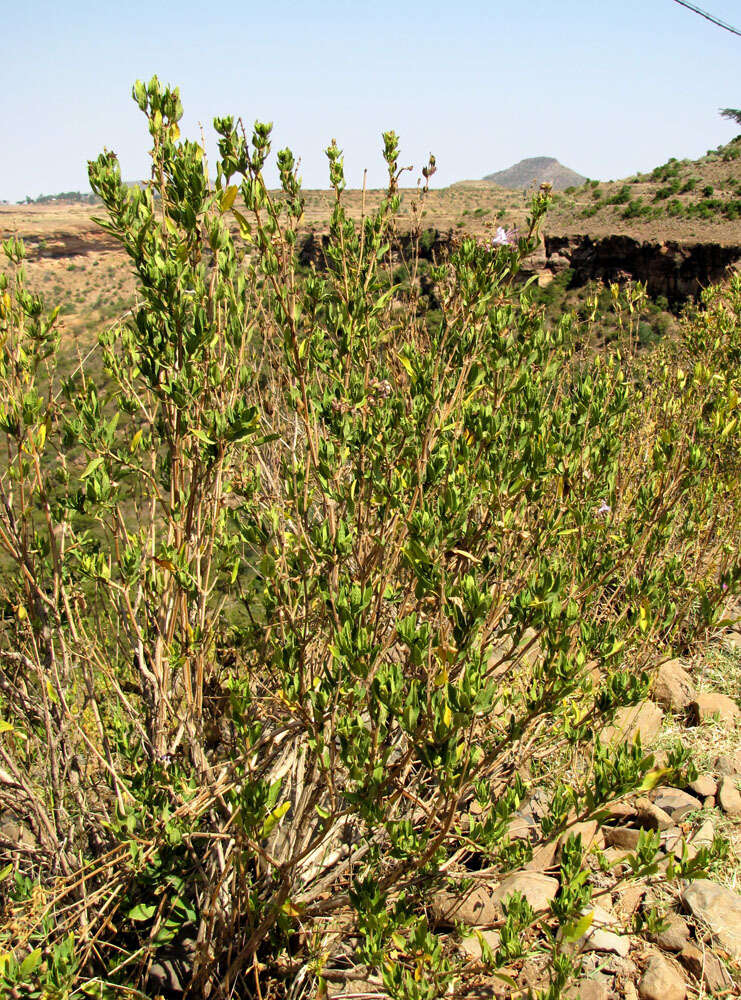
[20,230,119,259]
[541,235,741,304]
[298,230,741,305]
[15,225,741,307]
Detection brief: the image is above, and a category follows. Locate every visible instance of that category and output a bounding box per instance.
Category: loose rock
[651,787,701,821]
[718,775,741,816]
[715,751,741,775]
[679,942,735,993]
[490,871,559,914]
[724,629,741,652]
[565,980,610,1000]
[615,883,646,921]
[633,796,674,831]
[653,660,695,713]
[653,913,690,953]
[682,879,741,959]
[690,819,715,849]
[604,826,641,850]
[432,885,497,927]
[689,693,740,726]
[638,954,686,1000]
[567,905,630,957]
[525,840,559,872]
[687,773,716,799]
[558,820,604,855]
[459,928,501,961]
[603,701,664,744]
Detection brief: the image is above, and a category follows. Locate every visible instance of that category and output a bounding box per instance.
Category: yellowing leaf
[638,602,649,633]
[152,557,177,574]
[639,767,671,792]
[433,665,448,687]
[561,909,594,943]
[221,185,238,212]
[398,352,414,378]
[233,208,251,236]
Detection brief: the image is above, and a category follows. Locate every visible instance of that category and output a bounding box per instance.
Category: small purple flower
[492,226,519,248]
[596,500,611,516]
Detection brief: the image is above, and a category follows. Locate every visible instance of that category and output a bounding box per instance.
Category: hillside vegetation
[0,80,739,998]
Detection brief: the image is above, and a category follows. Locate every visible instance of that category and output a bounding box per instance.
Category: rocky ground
[320,632,741,1000]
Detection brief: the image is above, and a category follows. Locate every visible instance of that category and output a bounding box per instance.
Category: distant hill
[483,156,587,191]
[16,181,146,207]
[18,191,100,206]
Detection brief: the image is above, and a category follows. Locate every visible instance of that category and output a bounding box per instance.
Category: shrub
[622,198,651,220]
[653,178,681,201]
[0,78,739,1000]
[606,184,631,206]
[650,160,680,182]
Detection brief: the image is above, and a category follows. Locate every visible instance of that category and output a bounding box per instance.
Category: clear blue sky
[2,0,740,201]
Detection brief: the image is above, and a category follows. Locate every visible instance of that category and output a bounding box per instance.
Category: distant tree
[720,107,741,125]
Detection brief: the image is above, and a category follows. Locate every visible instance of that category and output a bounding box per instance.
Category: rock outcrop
[298,230,741,307]
[543,234,741,304]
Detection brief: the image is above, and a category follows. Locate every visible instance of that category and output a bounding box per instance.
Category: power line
[671,0,741,36]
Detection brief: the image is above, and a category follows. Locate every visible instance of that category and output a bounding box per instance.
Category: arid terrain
[2,135,740,361]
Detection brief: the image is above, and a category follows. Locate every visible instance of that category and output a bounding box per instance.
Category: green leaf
[19,947,42,977]
[127,903,157,922]
[233,208,252,235]
[81,456,105,479]
[192,428,215,446]
[260,800,290,838]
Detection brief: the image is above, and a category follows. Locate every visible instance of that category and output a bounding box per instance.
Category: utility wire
[671,0,741,36]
